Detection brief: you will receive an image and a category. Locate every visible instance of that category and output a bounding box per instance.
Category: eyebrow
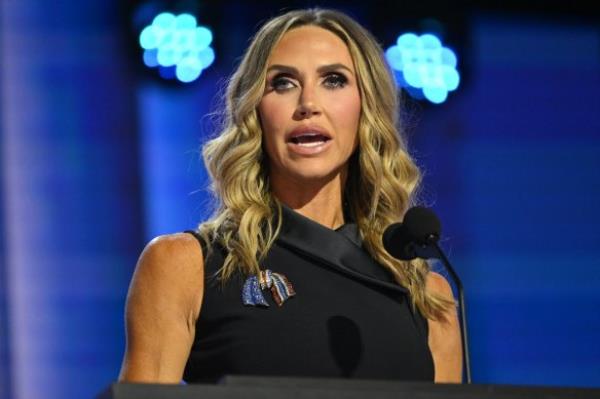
[266,63,354,76]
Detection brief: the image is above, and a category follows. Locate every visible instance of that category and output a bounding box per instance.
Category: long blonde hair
[200,8,453,320]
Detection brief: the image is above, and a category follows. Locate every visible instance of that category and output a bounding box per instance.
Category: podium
[98,376,600,399]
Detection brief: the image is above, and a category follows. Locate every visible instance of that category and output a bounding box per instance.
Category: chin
[287,163,345,183]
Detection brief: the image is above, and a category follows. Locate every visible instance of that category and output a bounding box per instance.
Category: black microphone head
[382,206,442,261]
[382,223,416,260]
[403,206,441,244]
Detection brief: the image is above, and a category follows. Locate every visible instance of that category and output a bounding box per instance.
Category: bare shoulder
[131,232,205,315]
[140,232,204,270]
[426,271,454,298]
[119,232,205,382]
[128,231,205,314]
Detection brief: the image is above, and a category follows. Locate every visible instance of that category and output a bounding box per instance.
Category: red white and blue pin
[242,269,296,307]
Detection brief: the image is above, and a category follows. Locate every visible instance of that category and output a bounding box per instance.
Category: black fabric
[183,205,434,382]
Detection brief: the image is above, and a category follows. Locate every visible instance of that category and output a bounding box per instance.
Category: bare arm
[427,272,463,383]
[118,233,204,383]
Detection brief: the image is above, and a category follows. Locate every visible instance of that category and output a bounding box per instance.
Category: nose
[294,86,321,119]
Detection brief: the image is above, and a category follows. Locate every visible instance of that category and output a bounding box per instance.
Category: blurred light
[385,32,460,104]
[139,12,215,83]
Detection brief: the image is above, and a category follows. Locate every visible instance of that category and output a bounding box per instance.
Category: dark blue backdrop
[0,2,598,398]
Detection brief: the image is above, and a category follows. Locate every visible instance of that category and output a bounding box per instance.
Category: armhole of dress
[184,230,225,285]
[408,300,430,341]
[421,309,430,338]
[184,230,208,260]
[182,229,205,383]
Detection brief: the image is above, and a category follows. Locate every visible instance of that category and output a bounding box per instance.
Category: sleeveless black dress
[183,205,434,382]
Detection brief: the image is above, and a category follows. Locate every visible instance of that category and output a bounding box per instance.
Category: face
[258,25,361,186]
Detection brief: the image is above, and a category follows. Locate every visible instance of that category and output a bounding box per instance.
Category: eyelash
[271,76,295,91]
[270,73,348,92]
[323,73,348,89]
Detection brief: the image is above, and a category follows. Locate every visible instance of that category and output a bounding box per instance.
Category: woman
[119,8,462,384]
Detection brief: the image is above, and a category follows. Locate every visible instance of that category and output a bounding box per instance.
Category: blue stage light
[193,27,213,51]
[176,57,203,83]
[143,49,159,67]
[197,47,215,67]
[385,32,460,104]
[139,12,215,83]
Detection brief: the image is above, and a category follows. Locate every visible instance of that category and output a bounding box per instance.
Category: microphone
[382,206,441,260]
[383,207,471,384]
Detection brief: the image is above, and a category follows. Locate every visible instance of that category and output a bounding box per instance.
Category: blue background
[0,1,598,398]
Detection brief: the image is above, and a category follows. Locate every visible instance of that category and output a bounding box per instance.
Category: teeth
[290,132,330,146]
[297,141,325,147]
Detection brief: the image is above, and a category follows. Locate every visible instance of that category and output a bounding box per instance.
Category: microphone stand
[415,238,471,384]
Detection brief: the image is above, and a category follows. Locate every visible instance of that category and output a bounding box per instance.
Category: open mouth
[289,133,331,147]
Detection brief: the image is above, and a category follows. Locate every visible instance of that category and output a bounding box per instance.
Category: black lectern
[98,376,600,399]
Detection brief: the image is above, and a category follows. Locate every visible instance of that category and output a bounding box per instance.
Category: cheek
[329,94,361,142]
[258,99,286,161]
[258,96,289,136]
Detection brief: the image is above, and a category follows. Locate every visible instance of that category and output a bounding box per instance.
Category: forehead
[267,25,355,68]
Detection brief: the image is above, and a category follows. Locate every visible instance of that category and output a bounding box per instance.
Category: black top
[183,205,434,382]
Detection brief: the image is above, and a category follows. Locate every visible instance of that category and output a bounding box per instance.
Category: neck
[270,170,347,230]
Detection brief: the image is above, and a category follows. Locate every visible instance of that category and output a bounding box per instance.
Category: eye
[323,73,348,89]
[269,74,296,92]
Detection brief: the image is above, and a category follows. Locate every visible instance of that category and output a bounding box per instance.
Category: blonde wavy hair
[200,8,453,320]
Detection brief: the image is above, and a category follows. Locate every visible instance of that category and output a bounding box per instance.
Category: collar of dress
[276,204,409,296]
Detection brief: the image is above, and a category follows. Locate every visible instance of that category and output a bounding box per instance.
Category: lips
[289,133,330,146]
[285,125,332,155]
[286,125,332,146]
